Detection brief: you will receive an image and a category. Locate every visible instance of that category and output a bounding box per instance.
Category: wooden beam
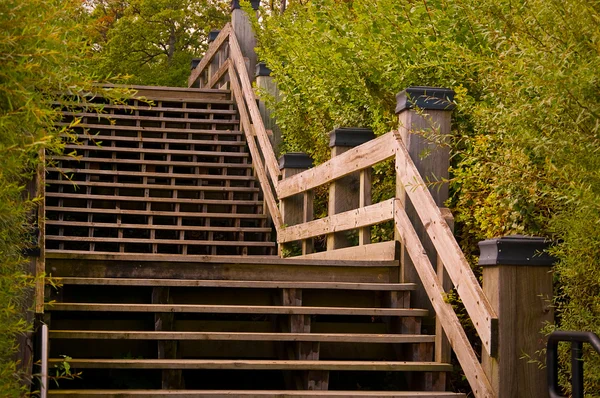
[47,390,467,397]
[278,199,394,244]
[395,138,498,356]
[207,59,230,89]
[277,132,397,199]
[188,23,232,88]
[47,359,452,372]
[394,201,495,398]
[228,63,283,231]
[228,32,281,185]
[297,241,397,261]
[46,303,428,317]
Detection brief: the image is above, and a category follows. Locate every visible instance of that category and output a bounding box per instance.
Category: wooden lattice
[45,87,275,256]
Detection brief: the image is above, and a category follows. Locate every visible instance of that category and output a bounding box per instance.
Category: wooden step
[48,390,467,397]
[46,359,452,371]
[49,331,433,343]
[45,303,427,317]
[46,209,267,219]
[45,238,275,247]
[54,277,415,291]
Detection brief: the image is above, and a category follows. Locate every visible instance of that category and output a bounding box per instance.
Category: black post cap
[256,62,272,77]
[190,58,201,70]
[329,127,375,148]
[279,152,313,170]
[208,30,220,43]
[478,235,557,266]
[231,0,260,11]
[395,86,456,114]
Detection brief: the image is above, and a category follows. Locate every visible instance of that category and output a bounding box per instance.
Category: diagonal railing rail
[190,25,498,398]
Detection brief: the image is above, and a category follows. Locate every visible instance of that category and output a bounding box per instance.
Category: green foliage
[253,0,600,393]
[88,0,229,86]
[0,0,127,394]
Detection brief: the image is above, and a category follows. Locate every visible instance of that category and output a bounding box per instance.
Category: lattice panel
[46,88,275,256]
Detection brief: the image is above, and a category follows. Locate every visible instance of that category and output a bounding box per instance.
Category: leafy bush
[252,0,600,393]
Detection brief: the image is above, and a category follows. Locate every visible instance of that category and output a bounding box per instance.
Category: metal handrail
[547,331,600,398]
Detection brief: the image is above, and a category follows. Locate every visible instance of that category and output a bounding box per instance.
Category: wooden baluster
[327,128,374,251]
[278,153,313,257]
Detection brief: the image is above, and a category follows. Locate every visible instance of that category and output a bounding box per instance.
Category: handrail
[188,24,283,232]
[547,331,600,398]
[190,23,497,397]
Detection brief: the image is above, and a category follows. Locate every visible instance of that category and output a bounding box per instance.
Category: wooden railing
[190,25,498,397]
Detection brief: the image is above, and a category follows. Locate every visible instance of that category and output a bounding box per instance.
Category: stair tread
[53,277,416,291]
[48,390,466,397]
[46,359,453,371]
[49,330,434,343]
[46,303,428,317]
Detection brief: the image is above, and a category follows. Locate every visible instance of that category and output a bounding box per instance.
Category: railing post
[207,30,221,86]
[279,153,314,256]
[479,235,555,398]
[327,128,374,251]
[395,86,455,316]
[255,62,282,156]
[231,0,259,81]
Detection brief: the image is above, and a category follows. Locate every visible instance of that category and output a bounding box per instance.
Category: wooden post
[231,0,259,81]
[255,62,282,156]
[479,235,555,398]
[327,128,374,251]
[395,87,455,318]
[207,30,221,85]
[279,153,314,256]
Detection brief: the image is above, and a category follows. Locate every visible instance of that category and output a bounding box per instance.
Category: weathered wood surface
[54,277,415,291]
[394,201,494,398]
[277,132,397,199]
[297,241,397,261]
[229,32,281,185]
[48,391,467,397]
[278,199,394,244]
[187,23,232,87]
[207,59,230,89]
[395,138,497,355]
[50,330,435,343]
[228,63,283,231]
[47,358,451,371]
[47,303,428,317]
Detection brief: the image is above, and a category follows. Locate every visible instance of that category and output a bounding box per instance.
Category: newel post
[479,235,555,398]
[327,128,375,251]
[256,63,282,155]
[394,87,455,314]
[279,153,314,256]
[231,0,260,80]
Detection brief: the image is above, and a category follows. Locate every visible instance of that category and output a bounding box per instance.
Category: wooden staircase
[44,258,463,397]
[41,85,466,396]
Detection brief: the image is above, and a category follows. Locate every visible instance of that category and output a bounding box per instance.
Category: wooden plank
[45,252,398,267]
[55,102,237,115]
[45,236,275,247]
[277,132,397,199]
[49,331,434,343]
[297,241,397,261]
[229,32,281,184]
[49,157,254,169]
[46,303,428,317]
[207,59,231,89]
[46,193,262,205]
[45,221,271,233]
[46,207,267,219]
[228,63,283,232]
[48,391,467,397]
[54,278,416,291]
[188,23,232,87]
[60,145,247,157]
[62,112,240,125]
[393,201,495,398]
[59,135,245,147]
[47,180,258,192]
[47,168,253,180]
[55,122,240,135]
[278,199,394,244]
[395,138,498,355]
[47,359,451,372]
